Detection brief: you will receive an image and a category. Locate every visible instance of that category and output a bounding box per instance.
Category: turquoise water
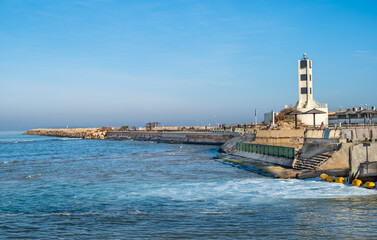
[1,131,377,239]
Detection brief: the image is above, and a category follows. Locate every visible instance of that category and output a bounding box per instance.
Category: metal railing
[236,143,295,159]
[327,123,377,129]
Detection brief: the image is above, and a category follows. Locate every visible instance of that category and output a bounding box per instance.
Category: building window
[301,87,307,94]
[300,74,307,80]
[310,74,312,81]
[309,61,312,68]
[310,88,312,94]
[300,61,307,68]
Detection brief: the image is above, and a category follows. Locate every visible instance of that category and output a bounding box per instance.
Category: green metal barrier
[236,143,295,159]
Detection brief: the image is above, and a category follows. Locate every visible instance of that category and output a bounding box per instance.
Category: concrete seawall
[232,151,293,167]
[228,130,377,180]
[106,131,240,145]
[349,142,377,181]
[219,134,256,153]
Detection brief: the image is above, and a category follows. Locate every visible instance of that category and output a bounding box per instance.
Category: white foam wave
[24,173,42,179]
[59,138,82,141]
[1,212,102,217]
[129,209,143,215]
[0,160,19,165]
[141,178,377,203]
[0,140,35,144]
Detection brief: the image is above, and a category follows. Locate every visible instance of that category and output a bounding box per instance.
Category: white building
[293,54,328,126]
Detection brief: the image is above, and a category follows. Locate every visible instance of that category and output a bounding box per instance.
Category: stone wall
[349,142,377,181]
[318,143,351,170]
[305,129,341,138]
[304,127,377,140]
[341,127,377,140]
[253,129,305,149]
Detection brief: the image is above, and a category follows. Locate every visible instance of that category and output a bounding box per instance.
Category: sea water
[1,131,377,239]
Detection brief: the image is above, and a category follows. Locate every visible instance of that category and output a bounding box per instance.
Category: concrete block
[356,128,370,139]
[257,129,305,138]
[342,129,353,139]
[310,130,324,138]
[330,130,341,138]
[350,143,377,179]
[305,130,313,138]
[372,129,377,139]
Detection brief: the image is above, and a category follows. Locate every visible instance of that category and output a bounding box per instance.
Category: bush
[275,108,295,122]
[120,126,129,131]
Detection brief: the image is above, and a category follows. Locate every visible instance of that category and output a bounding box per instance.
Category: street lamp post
[235,113,239,125]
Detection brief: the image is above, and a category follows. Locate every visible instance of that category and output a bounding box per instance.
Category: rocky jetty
[24,128,107,139]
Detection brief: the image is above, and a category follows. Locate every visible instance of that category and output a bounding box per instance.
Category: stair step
[313,157,328,160]
[296,167,316,170]
[322,152,332,155]
[307,161,322,164]
[294,151,334,170]
[322,153,333,157]
[299,160,321,164]
[295,163,319,166]
[304,163,318,167]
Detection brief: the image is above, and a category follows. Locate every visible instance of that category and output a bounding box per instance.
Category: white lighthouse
[294,54,328,126]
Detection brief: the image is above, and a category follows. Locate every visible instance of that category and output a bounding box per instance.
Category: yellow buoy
[327,176,335,182]
[320,173,328,181]
[364,182,376,189]
[352,179,363,187]
[335,177,345,184]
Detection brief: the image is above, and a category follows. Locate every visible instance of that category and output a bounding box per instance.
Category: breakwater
[23,128,244,145]
[106,131,241,145]
[23,127,377,181]
[24,128,107,139]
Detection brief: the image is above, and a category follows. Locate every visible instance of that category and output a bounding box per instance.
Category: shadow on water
[213,156,276,178]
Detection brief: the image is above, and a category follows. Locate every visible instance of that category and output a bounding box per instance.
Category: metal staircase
[293,151,333,170]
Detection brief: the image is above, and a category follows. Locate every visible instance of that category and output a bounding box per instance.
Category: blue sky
[1,0,377,130]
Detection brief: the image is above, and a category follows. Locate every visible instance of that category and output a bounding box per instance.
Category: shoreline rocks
[24,128,107,139]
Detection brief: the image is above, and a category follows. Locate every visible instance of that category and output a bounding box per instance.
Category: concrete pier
[106,131,241,145]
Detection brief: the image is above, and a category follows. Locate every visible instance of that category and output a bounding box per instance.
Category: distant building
[264,110,277,125]
[293,54,328,126]
[329,106,377,124]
